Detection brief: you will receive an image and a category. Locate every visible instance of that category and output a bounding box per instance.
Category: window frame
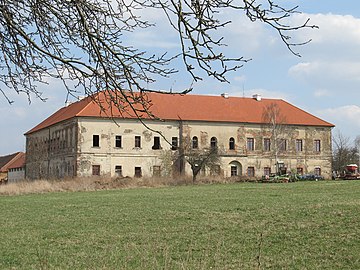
[314,140,321,152]
[296,139,303,152]
[92,165,100,176]
[247,166,255,177]
[115,165,122,177]
[247,138,254,151]
[135,136,141,148]
[115,135,122,148]
[134,167,142,178]
[171,137,178,150]
[210,137,217,149]
[263,138,271,152]
[229,137,235,150]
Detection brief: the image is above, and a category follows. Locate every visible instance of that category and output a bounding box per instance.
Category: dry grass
[0,175,241,196]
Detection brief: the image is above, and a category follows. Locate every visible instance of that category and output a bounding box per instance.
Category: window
[247,138,254,151]
[152,136,161,150]
[134,167,142,178]
[296,139,303,152]
[264,138,271,152]
[171,137,178,150]
[115,135,122,148]
[192,136,198,149]
[247,167,255,177]
[93,135,100,147]
[153,165,161,177]
[231,166,238,177]
[279,139,287,151]
[92,165,100,176]
[314,140,321,152]
[264,167,271,176]
[115,165,122,177]
[229,137,235,150]
[297,167,303,175]
[135,136,141,148]
[210,137,217,149]
[314,167,321,176]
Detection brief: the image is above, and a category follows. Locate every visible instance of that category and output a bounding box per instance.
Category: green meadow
[1,181,359,269]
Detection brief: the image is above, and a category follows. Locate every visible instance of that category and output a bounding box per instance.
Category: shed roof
[25,91,334,135]
[0,152,24,172]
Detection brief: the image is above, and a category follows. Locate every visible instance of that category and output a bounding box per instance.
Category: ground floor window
[135,167,142,178]
[314,167,321,176]
[247,167,255,177]
[297,167,304,175]
[92,165,100,176]
[264,167,271,176]
[153,165,161,177]
[115,165,122,177]
[231,165,238,177]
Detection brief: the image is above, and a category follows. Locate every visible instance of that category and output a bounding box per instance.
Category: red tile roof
[0,152,25,172]
[25,91,334,135]
[7,152,25,170]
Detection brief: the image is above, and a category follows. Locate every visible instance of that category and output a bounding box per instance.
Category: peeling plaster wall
[25,119,78,179]
[76,117,180,178]
[26,116,333,180]
[181,121,333,179]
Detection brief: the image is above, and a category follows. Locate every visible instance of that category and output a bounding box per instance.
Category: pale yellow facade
[26,116,333,180]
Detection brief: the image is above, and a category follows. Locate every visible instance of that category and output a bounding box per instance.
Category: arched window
[192,136,198,149]
[210,137,217,149]
[229,137,235,150]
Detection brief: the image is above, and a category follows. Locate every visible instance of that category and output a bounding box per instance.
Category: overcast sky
[1,0,360,155]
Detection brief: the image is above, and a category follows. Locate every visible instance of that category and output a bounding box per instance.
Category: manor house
[25,91,334,180]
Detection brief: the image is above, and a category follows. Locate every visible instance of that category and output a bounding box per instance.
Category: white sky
[1,0,360,155]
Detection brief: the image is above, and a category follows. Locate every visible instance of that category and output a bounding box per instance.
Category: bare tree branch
[0,0,315,117]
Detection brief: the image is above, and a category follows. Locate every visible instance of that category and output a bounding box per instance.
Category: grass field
[0,181,359,269]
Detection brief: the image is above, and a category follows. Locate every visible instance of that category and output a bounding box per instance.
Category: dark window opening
[210,137,217,149]
[93,135,100,147]
[231,166,238,177]
[115,135,122,148]
[314,167,321,176]
[192,136,198,149]
[152,136,161,150]
[115,165,122,177]
[135,167,142,178]
[171,137,178,150]
[297,167,303,175]
[229,137,235,150]
[135,136,141,148]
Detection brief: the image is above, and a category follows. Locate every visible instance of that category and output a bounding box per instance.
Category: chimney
[252,94,261,101]
[221,93,229,99]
